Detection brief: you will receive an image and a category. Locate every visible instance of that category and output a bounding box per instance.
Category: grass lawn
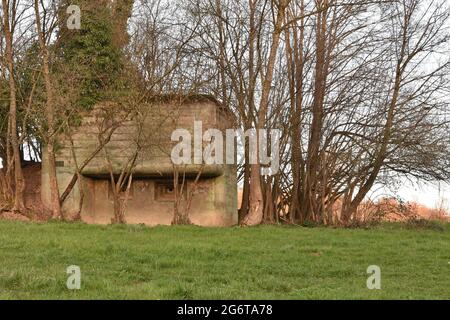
[0,220,449,300]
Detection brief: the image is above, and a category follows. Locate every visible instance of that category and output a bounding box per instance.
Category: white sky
[374,181,450,213]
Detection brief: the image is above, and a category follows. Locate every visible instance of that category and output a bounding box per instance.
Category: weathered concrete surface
[41,96,238,226]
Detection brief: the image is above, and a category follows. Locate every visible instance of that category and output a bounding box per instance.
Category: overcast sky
[374,181,450,213]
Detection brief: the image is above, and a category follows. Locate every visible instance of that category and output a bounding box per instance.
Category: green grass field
[0,220,449,300]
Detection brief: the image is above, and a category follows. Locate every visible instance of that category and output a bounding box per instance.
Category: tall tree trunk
[242,0,289,226]
[239,0,257,224]
[243,163,264,225]
[34,0,62,219]
[239,156,251,223]
[2,0,25,212]
[301,0,330,222]
[285,1,305,223]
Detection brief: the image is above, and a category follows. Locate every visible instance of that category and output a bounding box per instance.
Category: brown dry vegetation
[237,189,449,225]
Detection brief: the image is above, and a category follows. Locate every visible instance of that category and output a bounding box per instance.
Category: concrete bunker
[41,95,238,226]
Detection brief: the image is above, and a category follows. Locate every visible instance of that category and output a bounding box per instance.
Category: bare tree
[33,0,62,219]
[1,0,26,212]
